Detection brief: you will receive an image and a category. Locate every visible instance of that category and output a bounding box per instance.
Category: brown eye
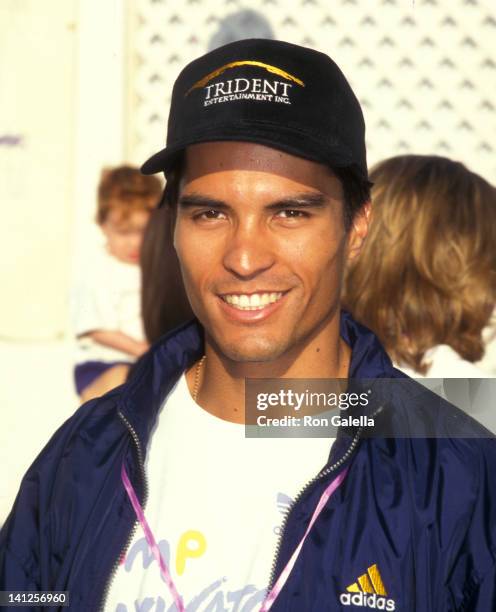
[277,209,310,218]
[194,209,227,221]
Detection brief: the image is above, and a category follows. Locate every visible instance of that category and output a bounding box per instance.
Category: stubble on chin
[207,331,291,364]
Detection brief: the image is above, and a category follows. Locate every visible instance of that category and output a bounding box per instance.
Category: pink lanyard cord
[121,463,186,612]
[260,464,349,611]
[121,461,349,611]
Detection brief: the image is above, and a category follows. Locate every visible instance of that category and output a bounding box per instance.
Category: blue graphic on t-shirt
[114,537,266,612]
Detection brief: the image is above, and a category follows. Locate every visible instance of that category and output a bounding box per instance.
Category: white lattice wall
[125,0,496,182]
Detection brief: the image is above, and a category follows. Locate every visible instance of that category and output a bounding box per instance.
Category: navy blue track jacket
[1,312,496,611]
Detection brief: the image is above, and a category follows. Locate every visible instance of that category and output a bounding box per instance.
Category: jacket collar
[119,310,395,453]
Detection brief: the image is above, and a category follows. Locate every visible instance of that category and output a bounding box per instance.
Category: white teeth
[250,294,261,307]
[222,292,284,310]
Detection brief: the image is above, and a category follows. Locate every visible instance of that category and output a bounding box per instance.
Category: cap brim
[141,124,361,177]
[141,145,183,175]
[141,133,334,176]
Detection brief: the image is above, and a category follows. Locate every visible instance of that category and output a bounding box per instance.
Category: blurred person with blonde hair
[71,165,162,402]
[344,154,496,378]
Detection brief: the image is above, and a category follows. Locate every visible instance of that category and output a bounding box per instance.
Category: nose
[222,220,276,280]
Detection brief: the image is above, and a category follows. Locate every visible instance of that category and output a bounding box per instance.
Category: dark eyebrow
[264,193,330,211]
[178,194,229,210]
[178,192,330,211]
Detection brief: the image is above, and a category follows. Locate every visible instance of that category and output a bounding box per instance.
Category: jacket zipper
[267,403,385,591]
[98,410,149,611]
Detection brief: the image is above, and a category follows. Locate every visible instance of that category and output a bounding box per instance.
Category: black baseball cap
[141,38,367,178]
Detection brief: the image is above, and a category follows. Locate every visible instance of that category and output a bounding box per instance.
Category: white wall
[0,0,128,525]
[72,0,127,280]
[0,0,77,340]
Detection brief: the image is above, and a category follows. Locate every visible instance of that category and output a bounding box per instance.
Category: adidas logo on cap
[340,564,396,610]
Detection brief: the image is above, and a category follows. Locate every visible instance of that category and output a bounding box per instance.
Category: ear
[346,201,371,262]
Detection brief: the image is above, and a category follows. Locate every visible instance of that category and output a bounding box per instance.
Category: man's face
[174,141,365,363]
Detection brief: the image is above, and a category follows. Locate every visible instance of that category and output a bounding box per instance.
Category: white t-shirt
[71,248,145,364]
[105,373,335,612]
[476,322,496,376]
[397,345,496,433]
[397,344,489,379]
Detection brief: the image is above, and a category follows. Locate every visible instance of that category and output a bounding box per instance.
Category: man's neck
[185,314,351,424]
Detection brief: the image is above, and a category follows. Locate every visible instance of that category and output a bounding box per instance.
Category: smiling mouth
[220,292,286,311]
